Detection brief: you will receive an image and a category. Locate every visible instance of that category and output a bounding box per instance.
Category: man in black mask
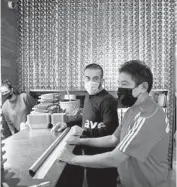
[60,60,170,187]
[117,60,151,107]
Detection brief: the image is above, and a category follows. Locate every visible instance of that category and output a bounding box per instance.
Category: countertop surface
[2,129,70,187]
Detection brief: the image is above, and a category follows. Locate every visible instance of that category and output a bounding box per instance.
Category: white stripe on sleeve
[118,117,144,151]
[122,118,146,152]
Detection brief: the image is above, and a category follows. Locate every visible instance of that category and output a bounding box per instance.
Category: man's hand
[66,135,80,145]
[20,122,29,131]
[50,122,67,132]
[59,146,75,164]
[70,125,84,136]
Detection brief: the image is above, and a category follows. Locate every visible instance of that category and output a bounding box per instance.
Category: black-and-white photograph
[1,0,176,187]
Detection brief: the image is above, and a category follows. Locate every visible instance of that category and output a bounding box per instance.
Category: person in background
[59,60,170,187]
[1,80,36,137]
[52,63,119,187]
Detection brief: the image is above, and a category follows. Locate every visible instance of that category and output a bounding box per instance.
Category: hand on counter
[65,108,82,124]
[59,146,75,164]
[66,135,80,145]
[50,122,67,132]
[70,125,84,136]
[20,122,30,131]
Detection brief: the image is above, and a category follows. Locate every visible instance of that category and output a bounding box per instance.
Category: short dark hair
[2,79,20,95]
[84,63,103,78]
[119,60,153,92]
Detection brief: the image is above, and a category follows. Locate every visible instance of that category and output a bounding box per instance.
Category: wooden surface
[2,129,71,187]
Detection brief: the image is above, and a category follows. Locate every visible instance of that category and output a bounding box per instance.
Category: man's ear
[11,87,14,93]
[101,78,105,88]
[141,82,149,93]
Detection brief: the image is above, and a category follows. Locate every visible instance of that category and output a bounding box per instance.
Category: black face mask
[3,92,13,100]
[117,87,137,107]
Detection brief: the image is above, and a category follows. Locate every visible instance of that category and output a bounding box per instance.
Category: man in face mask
[82,64,119,187]
[60,60,170,187]
[84,65,103,95]
[117,73,146,108]
[53,64,119,187]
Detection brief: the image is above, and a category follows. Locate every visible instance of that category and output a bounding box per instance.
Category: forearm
[91,121,117,137]
[79,135,118,148]
[72,151,117,168]
[59,140,128,168]
[66,114,82,127]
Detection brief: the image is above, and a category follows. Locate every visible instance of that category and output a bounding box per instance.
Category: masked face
[84,68,103,95]
[1,86,13,100]
[84,81,100,95]
[117,87,138,107]
[4,91,13,100]
[117,72,142,107]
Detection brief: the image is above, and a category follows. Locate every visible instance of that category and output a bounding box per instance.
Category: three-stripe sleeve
[117,108,167,163]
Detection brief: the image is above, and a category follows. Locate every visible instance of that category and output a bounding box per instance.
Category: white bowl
[60,99,80,114]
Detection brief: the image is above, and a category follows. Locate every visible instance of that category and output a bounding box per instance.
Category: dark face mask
[117,87,137,107]
[3,91,13,100]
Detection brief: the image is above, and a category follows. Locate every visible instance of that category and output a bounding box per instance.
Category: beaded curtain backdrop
[17,0,175,168]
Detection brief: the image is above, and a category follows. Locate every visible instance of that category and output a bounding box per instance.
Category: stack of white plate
[38,93,60,103]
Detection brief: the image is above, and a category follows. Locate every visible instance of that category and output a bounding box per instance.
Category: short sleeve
[113,124,122,140]
[23,93,36,108]
[117,108,168,162]
[113,108,132,140]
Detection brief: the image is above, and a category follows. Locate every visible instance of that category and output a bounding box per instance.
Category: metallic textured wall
[17,0,176,167]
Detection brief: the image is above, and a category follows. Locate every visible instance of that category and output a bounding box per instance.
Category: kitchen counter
[2,129,72,187]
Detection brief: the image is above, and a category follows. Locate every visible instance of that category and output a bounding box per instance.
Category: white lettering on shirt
[84,120,103,129]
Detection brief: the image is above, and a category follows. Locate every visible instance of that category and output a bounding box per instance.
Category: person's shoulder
[101,90,115,99]
[141,98,165,120]
[104,92,116,103]
[2,100,8,110]
[100,91,117,107]
[20,92,27,97]
[16,93,29,104]
[19,92,28,99]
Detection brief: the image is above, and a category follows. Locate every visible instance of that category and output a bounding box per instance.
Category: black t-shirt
[82,89,119,155]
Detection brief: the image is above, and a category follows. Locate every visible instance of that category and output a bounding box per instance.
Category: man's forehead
[84,69,102,77]
[118,72,135,84]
